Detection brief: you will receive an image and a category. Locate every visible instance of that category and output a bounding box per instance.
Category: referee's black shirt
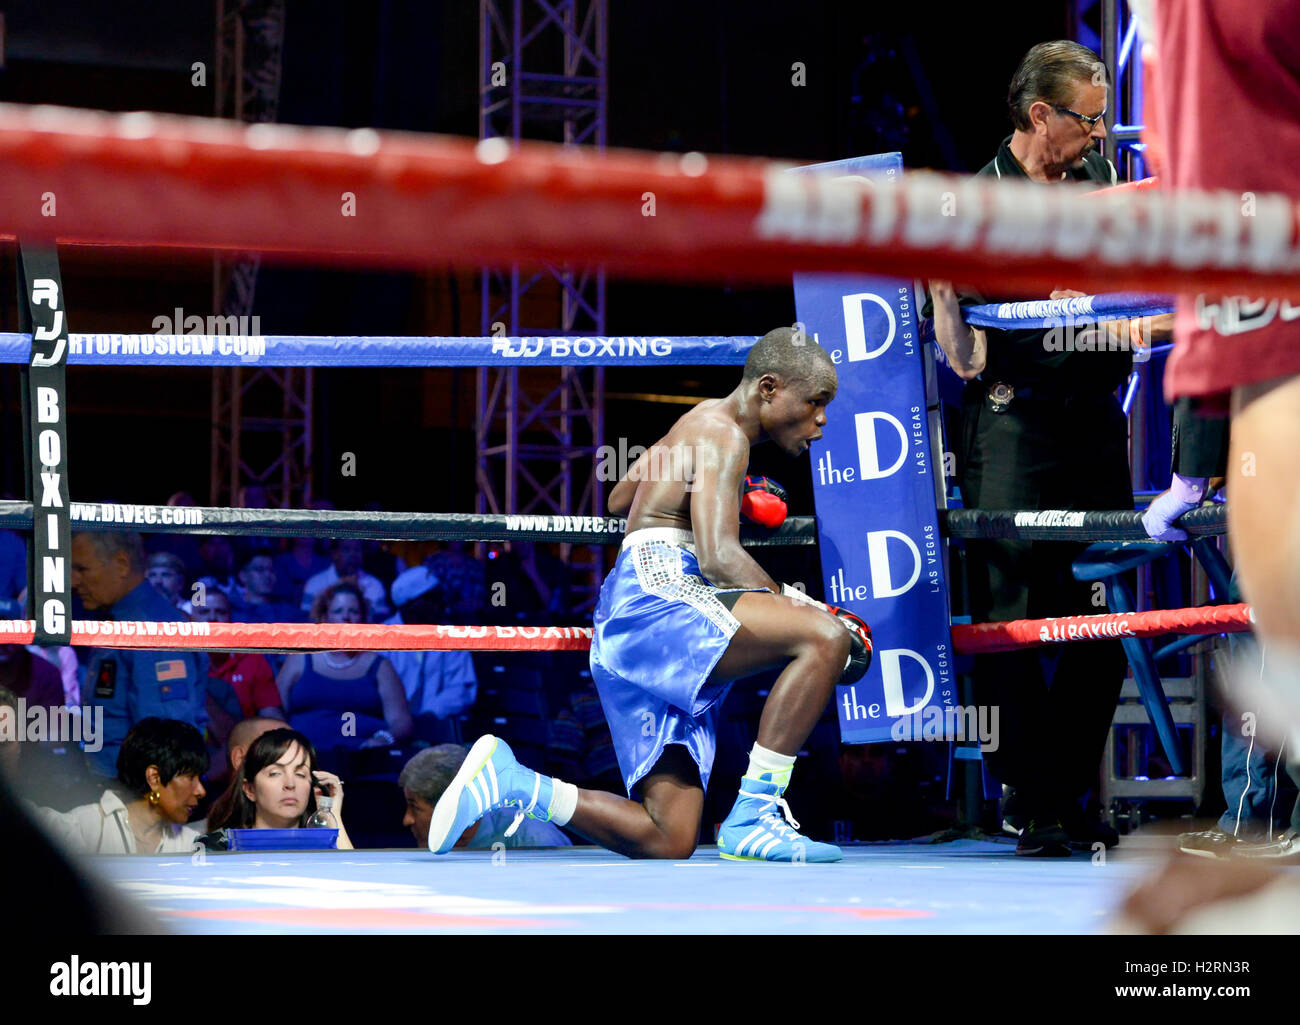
[922,136,1129,397]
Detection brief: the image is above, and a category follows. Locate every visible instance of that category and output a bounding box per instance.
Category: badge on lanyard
[94,659,117,699]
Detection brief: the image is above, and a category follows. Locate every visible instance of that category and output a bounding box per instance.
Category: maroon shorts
[1154,0,1300,400]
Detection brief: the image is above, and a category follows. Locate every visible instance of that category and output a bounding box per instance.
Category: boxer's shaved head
[743,326,837,391]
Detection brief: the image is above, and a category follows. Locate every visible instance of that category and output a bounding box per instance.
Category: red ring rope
[952,602,1252,654]
[0,620,592,651]
[0,603,1251,654]
[0,104,1297,300]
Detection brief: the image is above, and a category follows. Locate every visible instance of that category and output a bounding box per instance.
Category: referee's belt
[980,380,1115,413]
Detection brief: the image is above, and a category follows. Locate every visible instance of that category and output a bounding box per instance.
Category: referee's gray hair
[1008,40,1108,132]
[73,531,146,574]
[398,744,470,805]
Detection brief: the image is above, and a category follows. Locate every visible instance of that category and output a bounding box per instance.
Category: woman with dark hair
[276,580,412,755]
[207,727,353,849]
[29,717,208,854]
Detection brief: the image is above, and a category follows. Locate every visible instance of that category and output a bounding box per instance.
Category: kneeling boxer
[427,327,871,862]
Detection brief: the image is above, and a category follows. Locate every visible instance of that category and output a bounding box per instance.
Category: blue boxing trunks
[590,527,766,794]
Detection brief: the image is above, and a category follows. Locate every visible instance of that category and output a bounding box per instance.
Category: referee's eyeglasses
[1052,104,1107,131]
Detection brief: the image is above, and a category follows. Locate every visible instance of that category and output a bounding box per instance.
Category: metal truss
[210,0,310,509]
[1072,0,1146,179]
[478,0,608,611]
[1100,0,1147,182]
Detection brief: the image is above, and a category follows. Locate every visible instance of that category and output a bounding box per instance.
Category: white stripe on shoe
[735,826,766,858]
[427,734,498,853]
[757,835,781,859]
[486,759,501,805]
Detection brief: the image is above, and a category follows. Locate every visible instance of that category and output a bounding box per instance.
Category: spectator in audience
[206,726,352,849]
[277,581,412,755]
[27,717,208,854]
[199,666,242,795]
[428,545,486,624]
[0,643,65,714]
[199,715,294,832]
[385,566,476,742]
[302,539,391,620]
[398,744,571,850]
[195,535,237,594]
[387,539,442,576]
[146,552,191,614]
[192,589,285,720]
[273,537,329,608]
[142,492,205,582]
[229,543,304,624]
[72,532,208,777]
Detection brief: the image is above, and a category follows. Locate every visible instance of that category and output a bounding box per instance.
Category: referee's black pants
[960,386,1133,815]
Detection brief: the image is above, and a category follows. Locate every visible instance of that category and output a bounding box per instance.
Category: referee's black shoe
[1016,818,1072,857]
[1059,805,1120,851]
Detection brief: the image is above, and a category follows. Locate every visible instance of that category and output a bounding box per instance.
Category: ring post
[17,243,71,646]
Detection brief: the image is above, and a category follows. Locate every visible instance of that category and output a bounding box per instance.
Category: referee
[926,41,1171,856]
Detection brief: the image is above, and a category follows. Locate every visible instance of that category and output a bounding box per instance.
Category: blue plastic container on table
[225,828,338,851]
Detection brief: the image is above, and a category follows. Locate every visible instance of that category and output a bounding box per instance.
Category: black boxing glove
[780,584,874,684]
[827,605,873,684]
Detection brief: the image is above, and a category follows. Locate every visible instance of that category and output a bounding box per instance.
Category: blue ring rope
[964,291,1173,330]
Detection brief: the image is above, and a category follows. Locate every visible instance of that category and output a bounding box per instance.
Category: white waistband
[621,527,696,553]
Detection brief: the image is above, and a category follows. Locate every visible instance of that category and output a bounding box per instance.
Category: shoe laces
[749,790,801,836]
[502,772,543,839]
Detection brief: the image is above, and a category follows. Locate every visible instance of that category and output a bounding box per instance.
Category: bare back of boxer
[610,346,832,537]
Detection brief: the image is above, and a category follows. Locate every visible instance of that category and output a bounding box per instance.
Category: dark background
[0,0,1079,513]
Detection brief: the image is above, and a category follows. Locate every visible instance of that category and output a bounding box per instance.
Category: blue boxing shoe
[426,734,557,854]
[717,774,842,863]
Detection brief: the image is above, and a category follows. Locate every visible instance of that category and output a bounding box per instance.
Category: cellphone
[313,775,331,795]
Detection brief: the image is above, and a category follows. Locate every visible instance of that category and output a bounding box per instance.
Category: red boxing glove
[741,475,788,527]
[827,605,873,684]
